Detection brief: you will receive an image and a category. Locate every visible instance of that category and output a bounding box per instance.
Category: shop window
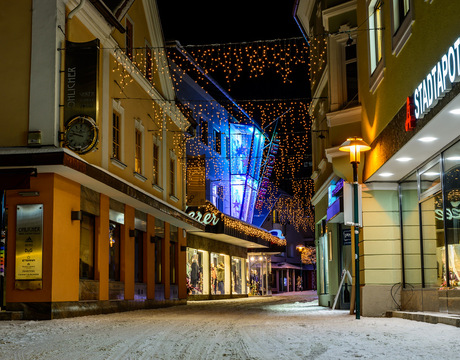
[187,248,209,295]
[391,0,413,55]
[400,172,422,288]
[420,192,444,288]
[125,18,133,60]
[442,143,460,288]
[155,218,165,284]
[109,222,121,281]
[152,139,160,187]
[368,0,384,91]
[211,253,227,295]
[134,230,144,283]
[79,212,95,279]
[231,257,246,294]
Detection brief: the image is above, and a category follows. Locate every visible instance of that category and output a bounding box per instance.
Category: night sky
[157,1,303,45]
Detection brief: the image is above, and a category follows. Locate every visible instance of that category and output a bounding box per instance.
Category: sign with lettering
[413,36,460,119]
[188,210,220,226]
[64,39,99,124]
[434,207,460,221]
[15,204,43,280]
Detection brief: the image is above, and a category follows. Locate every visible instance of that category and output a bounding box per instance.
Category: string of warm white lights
[105,40,315,231]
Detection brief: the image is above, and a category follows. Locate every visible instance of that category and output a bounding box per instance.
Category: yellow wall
[6,174,81,303]
[0,1,33,147]
[51,174,81,301]
[358,2,460,154]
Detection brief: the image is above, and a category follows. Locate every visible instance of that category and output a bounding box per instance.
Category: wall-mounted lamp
[71,211,82,221]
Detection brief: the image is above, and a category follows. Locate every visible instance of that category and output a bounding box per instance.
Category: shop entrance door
[340,227,352,309]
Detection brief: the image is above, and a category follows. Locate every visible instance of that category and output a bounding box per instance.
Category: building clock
[64,115,99,154]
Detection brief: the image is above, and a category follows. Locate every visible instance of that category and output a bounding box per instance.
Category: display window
[109,222,121,281]
[186,248,209,295]
[231,257,246,294]
[210,253,229,294]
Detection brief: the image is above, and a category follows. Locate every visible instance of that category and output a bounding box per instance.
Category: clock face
[64,116,98,154]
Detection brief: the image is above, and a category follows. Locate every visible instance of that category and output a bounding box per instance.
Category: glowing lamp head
[339,137,371,163]
[296,244,306,251]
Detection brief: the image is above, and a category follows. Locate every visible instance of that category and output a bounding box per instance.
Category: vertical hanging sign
[64,39,100,124]
[15,204,43,281]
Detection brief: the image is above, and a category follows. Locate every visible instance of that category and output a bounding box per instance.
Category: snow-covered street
[0,291,458,360]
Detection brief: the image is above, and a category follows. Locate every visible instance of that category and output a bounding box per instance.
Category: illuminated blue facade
[169,50,265,223]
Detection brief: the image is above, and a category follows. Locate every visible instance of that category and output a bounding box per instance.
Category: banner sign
[15,204,43,280]
[64,39,99,124]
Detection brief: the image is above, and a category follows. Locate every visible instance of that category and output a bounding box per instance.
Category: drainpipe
[68,0,86,19]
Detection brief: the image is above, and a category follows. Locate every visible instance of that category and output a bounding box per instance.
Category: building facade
[167,44,286,299]
[0,0,204,319]
[296,0,460,316]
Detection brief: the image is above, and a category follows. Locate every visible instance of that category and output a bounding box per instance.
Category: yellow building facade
[0,0,203,319]
[296,0,460,316]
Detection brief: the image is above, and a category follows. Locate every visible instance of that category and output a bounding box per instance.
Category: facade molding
[326,106,362,127]
[322,0,357,32]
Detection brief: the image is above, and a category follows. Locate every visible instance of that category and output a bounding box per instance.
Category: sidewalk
[387,310,460,327]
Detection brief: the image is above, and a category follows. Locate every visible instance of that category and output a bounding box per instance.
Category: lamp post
[339,137,370,319]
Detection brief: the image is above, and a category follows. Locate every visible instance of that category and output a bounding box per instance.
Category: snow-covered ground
[0,291,458,360]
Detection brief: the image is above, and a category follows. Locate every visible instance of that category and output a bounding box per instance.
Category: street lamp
[339,136,370,319]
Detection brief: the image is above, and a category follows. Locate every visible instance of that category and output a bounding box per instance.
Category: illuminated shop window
[109,222,121,281]
[231,257,246,294]
[186,248,209,295]
[210,253,228,295]
[170,225,178,284]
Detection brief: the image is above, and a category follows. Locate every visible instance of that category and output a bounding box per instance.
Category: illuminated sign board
[188,210,220,226]
[413,36,460,119]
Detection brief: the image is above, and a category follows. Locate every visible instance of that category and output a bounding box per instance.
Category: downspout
[66,0,86,40]
[68,0,86,19]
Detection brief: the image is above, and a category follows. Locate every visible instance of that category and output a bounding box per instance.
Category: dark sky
[157,1,303,45]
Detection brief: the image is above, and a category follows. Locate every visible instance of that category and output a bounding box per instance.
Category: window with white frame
[152,136,160,187]
[134,119,144,175]
[391,0,413,55]
[111,100,125,166]
[368,0,384,90]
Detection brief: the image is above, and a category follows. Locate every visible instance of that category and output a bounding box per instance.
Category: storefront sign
[413,36,460,119]
[15,204,43,280]
[434,207,460,221]
[188,210,220,226]
[64,40,99,124]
